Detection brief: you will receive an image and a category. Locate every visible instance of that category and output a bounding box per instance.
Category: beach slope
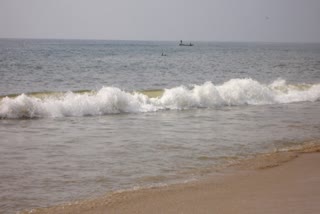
[23,147,320,214]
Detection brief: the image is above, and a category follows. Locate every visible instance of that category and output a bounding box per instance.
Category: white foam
[216,78,275,105]
[1,79,320,119]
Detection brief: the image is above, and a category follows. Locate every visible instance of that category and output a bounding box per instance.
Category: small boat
[179,40,193,46]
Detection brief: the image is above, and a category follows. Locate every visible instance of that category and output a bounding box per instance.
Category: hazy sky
[1,0,320,42]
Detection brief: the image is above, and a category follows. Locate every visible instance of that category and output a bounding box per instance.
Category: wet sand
[21,143,320,214]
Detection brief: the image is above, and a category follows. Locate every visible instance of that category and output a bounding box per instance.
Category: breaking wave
[1,78,320,119]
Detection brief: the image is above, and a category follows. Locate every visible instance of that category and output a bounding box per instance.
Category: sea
[0,39,320,213]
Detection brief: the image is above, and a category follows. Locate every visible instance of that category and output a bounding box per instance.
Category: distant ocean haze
[1,39,320,96]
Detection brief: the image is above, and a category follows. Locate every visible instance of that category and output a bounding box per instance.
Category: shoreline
[20,141,320,214]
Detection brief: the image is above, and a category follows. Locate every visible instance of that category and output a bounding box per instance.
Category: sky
[0,0,320,43]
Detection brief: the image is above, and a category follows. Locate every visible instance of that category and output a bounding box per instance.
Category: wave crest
[1,78,319,119]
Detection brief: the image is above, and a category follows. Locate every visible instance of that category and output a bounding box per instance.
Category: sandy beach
[21,142,320,214]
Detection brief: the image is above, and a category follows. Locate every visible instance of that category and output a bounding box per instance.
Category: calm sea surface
[1,39,320,213]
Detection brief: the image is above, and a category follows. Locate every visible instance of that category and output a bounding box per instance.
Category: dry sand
[22,143,320,214]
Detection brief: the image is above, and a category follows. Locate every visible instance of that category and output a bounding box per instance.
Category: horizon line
[1,37,320,45]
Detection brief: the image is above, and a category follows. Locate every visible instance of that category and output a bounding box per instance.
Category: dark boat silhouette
[179,40,193,46]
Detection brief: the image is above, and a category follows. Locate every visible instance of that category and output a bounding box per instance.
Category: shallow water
[0,39,320,213]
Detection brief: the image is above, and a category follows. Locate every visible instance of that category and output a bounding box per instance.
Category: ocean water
[0,39,320,213]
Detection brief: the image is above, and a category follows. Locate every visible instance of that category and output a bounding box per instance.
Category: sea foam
[1,78,319,119]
